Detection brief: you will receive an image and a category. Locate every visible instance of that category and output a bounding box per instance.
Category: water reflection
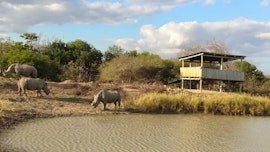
[1,114,270,152]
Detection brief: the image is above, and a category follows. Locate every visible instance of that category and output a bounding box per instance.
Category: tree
[77,47,103,81]
[104,45,124,61]
[179,40,231,57]
[235,61,265,93]
[125,50,138,57]
[43,39,103,81]
[0,37,13,56]
[0,49,60,81]
[20,33,39,51]
[43,39,69,65]
[65,40,103,81]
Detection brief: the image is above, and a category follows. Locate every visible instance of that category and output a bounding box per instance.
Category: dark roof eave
[178,51,246,62]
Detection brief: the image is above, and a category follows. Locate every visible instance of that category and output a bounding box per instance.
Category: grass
[0,100,14,117]
[123,93,270,116]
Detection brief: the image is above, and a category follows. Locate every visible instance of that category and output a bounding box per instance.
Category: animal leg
[103,103,108,110]
[114,101,117,109]
[17,81,20,95]
[118,101,121,108]
[23,88,27,96]
[36,90,41,97]
[18,88,22,96]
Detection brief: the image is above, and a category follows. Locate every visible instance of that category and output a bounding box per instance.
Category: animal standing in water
[18,77,50,97]
[91,90,121,110]
[3,63,37,78]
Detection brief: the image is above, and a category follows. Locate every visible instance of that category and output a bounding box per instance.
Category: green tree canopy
[235,61,265,93]
[43,39,67,65]
[20,33,39,51]
[235,61,265,83]
[0,49,60,81]
[125,50,138,57]
[44,39,103,81]
[104,45,124,62]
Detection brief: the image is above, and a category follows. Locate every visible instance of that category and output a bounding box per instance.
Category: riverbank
[1,77,270,131]
[0,77,164,130]
[1,78,270,152]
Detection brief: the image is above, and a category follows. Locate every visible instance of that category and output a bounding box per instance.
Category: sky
[1,0,270,74]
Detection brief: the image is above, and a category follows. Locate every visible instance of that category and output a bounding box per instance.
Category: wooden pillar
[200,78,202,92]
[200,54,203,92]
[219,58,223,92]
[200,54,204,68]
[189,62,192,89]
[239,58,243,93]
[181,60,184,89]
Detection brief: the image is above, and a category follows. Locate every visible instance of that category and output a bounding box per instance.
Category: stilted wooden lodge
[179,52,245,92]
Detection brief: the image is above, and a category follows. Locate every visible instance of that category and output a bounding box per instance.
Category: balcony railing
[180,67,244,81]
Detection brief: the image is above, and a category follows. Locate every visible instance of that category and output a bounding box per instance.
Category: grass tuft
[0,100,13,117]
[124,93,270,116]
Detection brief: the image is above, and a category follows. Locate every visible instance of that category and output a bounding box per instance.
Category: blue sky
[1,0,270,74]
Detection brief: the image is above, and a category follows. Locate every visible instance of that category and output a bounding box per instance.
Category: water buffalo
[18,77,50,97]
[3,63,37,78]
[91,90,121,110]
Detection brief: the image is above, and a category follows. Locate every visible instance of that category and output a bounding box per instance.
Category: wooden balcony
[180,67,244,82]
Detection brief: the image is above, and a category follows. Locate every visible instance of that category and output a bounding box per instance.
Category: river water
[1,114,270,152]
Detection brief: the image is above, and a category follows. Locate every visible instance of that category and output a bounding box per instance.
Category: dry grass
[0,100,13,117]
[124,93,270,116]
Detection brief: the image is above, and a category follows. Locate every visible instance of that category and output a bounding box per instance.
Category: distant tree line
[0,33,179,83]
[0,33,268,94]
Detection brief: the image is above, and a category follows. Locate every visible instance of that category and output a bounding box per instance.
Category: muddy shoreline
[0,78,153,130]
[0,79,143,152]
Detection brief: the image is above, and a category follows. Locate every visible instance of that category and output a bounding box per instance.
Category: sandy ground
[0,77,168,130]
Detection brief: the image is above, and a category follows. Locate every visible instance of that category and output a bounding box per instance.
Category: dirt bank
[0,77,166,130]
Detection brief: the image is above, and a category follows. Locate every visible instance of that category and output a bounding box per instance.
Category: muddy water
[1,114,270,152]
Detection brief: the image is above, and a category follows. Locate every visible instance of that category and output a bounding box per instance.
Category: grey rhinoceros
[91,89,121,110]
[3,63,37,78]
[18,77,50,97]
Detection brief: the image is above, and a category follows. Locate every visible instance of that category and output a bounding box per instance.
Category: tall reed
[124,93,270,116]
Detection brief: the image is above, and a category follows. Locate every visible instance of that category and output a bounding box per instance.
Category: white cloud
[0,34,9,39]
[256,32,270,39]
[0,0,198,33]
[114,18,270,59]
[260,0,269,7]
[203,0,216,5]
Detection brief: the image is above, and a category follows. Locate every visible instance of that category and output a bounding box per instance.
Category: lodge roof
[178,51,245,63]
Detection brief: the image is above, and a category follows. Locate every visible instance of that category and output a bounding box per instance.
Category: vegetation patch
[124,93,270,116]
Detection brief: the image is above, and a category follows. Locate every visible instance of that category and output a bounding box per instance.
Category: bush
[99,54,178,83]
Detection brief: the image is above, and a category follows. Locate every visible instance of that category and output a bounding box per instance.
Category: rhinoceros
[18,77,50,97]
[3,63,37,78]
[91,89,121,110]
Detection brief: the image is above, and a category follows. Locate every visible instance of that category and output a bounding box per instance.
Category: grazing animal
[91,90,121,110]
[3,63,37,78]
[18,77,50,97]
